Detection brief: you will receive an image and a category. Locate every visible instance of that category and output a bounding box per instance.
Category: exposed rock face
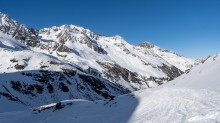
[137,42,154,49]
[0,13,39,48]
[0,70,129,107]
[97,61,140,84]
[56,44,72,57]
[158,63,183,80]
[40,25,107,54]
[25,35,40,47]
[0,13,72,57]
[14,64,25,70]
[158,48,183,57]
[201,55,211,64]
[134,42,195,71]
[97,61,183,90]
[80,37,105,54]
[137,42,182,57]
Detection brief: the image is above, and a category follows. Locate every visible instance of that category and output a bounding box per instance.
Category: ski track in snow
[0,88,220,123]
[128,88,220,123]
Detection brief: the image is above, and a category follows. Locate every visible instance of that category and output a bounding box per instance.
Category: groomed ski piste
[0,54,219,123]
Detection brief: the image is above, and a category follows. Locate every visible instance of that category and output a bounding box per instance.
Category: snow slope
[0,31,25,50]
[161,53,220,93]
[0,53,219,123]
[134,42,195,71]
[0,88,219,122]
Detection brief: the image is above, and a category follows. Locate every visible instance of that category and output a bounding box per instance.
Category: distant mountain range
[0,12,196,112]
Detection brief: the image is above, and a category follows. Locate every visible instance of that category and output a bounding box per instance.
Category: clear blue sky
[0,0,219,58]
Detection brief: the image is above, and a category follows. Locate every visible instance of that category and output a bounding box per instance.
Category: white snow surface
[161,53,220,93]
[0,31,24,50]
[0,53,220,123]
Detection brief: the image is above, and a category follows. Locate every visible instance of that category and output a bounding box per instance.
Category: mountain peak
[0,12,6,17]
[0,12,9,25]
[112,35,123,40]
[137,41,155,49]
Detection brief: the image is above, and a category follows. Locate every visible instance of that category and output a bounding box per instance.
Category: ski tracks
[128,88,220,123]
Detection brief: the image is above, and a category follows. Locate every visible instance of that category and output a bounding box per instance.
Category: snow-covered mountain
[1,53,219,123]
[0,12,196,111]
